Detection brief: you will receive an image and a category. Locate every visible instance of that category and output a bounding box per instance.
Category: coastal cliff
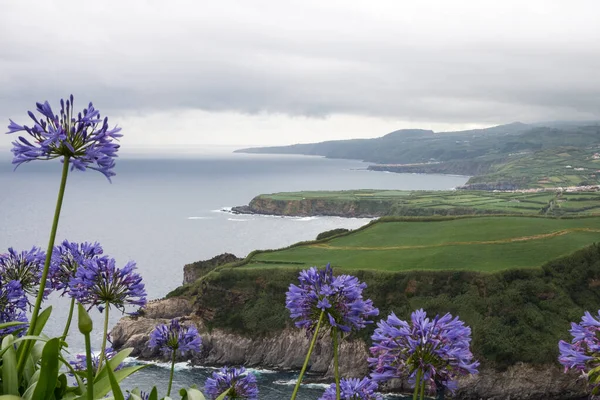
[232,196,391,218]
[111,297,587,400]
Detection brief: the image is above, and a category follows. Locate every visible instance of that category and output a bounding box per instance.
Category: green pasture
[241,216,600,272]
[254,189,600,216]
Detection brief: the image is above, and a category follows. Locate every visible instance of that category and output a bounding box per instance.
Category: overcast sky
[1,0,599,150]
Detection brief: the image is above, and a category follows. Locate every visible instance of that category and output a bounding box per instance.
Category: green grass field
[240,216,600,272]
[252,189,600,217]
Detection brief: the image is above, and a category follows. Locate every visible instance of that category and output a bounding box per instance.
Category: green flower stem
[167,350,177,397]
[333,328,340,400]
[17,156,70,375]
[419,379,425,400]
[96,301,110,375]
[61,297,76,341]
[84,328,95,399]
[290,309,325,400]
[413,369,422,400]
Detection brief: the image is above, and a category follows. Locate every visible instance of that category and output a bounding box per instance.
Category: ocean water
[0,151,467,398]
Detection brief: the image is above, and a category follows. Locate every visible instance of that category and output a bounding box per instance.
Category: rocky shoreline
[111,297,588,400]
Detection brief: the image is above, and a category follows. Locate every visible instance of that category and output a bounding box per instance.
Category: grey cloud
[1,0,600,127]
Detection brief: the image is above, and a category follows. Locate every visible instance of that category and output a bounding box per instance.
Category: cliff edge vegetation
[168,215,600,371]
[233,189,600,218]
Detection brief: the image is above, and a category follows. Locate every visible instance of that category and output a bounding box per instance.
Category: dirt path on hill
[308,228,600,251]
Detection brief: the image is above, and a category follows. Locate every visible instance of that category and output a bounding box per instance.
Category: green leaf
[2,335,19,396]
[0,336,48,360]
[106,361,125,400]
[148,387,159,400]
[0,395,24,400]
[32,307,52,336]
[31,338,60,400]
[54,373,68,399]
[22,341,45,384]
[215,388,232,400]
[0,321,27,331]
[94,348,133,382]
[16,306,52,364]
[180,387,207,400]
[93,365,147,398]
[21,370,40,400]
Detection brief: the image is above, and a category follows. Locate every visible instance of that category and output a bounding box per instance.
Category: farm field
[251,189,600,216]
[239,216,600,272]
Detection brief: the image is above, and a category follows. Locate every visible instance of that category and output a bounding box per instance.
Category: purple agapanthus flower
[0,279,29,337]
[6,95,122,180]
[559,310,600,392]
[0,247,47,303]
[286,264,379,334]
[319,377,383,400]
[204,367,259,400]
[68,256,146,313]
[369,309,478,394]
[49,240,103,294]
[70,347,121,375]
[148,319,202,357]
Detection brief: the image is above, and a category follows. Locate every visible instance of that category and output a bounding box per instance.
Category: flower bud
[78,303,93,335]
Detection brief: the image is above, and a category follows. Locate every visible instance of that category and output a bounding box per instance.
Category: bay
[0,150,467,398]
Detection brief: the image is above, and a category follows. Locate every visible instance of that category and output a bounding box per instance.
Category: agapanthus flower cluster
[369,309,479,393]
[6,95,122,180]
[0,279,28,336]
[319,377,383,400]
[68,256,146,313]
[49,240,103,294]
[0,247,47,302]
[558,310,600,391]
[148,318,202,357]
[70,347,121,375]
[204,367,259,400]
[286,264,379,334]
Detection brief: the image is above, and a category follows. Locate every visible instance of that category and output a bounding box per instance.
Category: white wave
[131,359,195,371]
[228,218,249,222]
[273,379,330,389]
[187,216,212,220]
[244,367,278,375]
[293,216,319,221]
[212,206,233,213]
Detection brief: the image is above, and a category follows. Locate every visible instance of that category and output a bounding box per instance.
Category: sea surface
[0,150,467,399]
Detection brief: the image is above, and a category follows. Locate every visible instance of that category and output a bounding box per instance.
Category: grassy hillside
[467,147,600,188]
[241,216,600,272]
[171,242,600,370]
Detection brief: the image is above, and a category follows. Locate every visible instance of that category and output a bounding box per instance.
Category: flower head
[286,264,378,334]
[0,247,47,302]
[204,367,258,400]
[369,309,478,394]
[68,256,146,313]
[319,377,383,400]
[70,347,121,375]
[148,319,202,357]
[49,240,103,294]
[0,279,28,337]
[559,310,600,393]
[6,95,122,180]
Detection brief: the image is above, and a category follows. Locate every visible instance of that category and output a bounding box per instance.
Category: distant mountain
[235,122,600,180]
